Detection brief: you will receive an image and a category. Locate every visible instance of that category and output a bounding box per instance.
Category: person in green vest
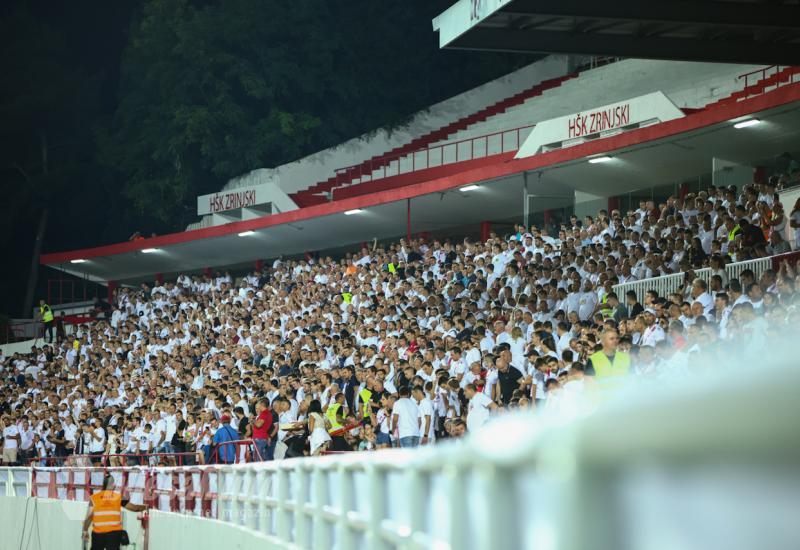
[586,329,630,392]
[325,392,346,434]
[38,299,55,343]
[358,384,373,424]
[325,392,349,452]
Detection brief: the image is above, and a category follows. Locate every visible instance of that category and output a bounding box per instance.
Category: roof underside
[438,0,800,65]
[41,85,800,284]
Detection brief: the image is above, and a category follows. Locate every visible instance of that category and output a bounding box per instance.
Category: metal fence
[613,255,781,303]
[2,354,800,550]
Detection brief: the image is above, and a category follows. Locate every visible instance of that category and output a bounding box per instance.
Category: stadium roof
[41,83,800,284]
[433,0,800,65]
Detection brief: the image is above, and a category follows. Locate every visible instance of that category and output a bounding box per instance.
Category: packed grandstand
[2,178,799,467]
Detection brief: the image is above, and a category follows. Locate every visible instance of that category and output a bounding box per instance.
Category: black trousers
[91,531,121,550]
[43,320,53,343]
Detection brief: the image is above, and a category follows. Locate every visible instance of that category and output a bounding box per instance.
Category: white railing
[6,343,800,550]
[614,253,792,303]
[0,468,31,497]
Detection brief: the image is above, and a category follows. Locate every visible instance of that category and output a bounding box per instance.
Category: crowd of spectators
[1,181,798,467]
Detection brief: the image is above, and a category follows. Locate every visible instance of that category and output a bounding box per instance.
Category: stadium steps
[701,66,800,109]
[291,73,577,207]
[292,62,778,208]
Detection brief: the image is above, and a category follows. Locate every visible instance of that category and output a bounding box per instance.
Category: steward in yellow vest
[587,330,630,393]
[326,393,346,434]
[38,299,54,343]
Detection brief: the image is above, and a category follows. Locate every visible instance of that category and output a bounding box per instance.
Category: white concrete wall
[224,55,574,195]
[148,510,283,550]
[0,497,144,550]
[432,59,762,148]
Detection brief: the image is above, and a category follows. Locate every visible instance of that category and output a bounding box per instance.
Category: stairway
[291,73,577,207]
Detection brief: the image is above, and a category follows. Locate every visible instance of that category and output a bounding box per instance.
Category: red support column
[204,267,212,278]
[607,196,620,212]
[155,273,164,285]
[407,199,412,242]
[753,166,766,184]
[480,221,491,242]
[254,260,263,271]
[107,281,118,305]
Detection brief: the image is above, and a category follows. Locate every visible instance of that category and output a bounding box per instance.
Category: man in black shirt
[496,358,523,405]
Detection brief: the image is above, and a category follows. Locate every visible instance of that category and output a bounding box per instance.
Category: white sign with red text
[514,91,685,159]
[433,0,514,47]
[197,184,270,216]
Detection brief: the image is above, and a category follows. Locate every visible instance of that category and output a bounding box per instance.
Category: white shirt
[641,324,666,347]
[89,426,106,453]
[392,397,420,438]
[416,397,435,441]
[467,392,494,432]
[3,425,19,449]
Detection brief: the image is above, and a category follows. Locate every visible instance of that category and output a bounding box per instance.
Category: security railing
[4,349,799,550]
[332,124,534,190]
[613,251,797,303]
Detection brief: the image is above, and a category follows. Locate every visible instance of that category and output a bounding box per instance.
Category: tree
[104,0,533,223]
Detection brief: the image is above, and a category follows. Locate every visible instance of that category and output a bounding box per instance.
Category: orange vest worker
[90,490,123,533]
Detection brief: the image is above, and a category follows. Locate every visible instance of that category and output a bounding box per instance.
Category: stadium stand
[3,175,799,470]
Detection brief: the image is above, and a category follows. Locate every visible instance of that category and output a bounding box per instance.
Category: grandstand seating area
[2,175,799,473]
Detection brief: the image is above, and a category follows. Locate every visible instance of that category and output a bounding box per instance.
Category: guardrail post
[311,467,329,550]
[366,464,385,550]
[445,465,467,550]
[294,467,310,548]
[336,465,354,550]
[276,468,291,542]
[407,469,424,544]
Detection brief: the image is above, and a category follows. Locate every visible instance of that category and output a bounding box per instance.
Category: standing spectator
[212,415,239,464]
[307,400,331,456]
[789,198,800,250]
[38,299,55,343]
[251,399,273,461]
[391,387,420,448]
[464,383,497,432]
[1,416,20,465]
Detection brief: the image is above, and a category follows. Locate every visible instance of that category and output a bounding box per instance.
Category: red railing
[46,278,109,307]
[29,452,200,468]
[738,65,800,99]
[31,465,219,520]
[332,124,534,192]
[209,439,262,464]
[2,319,40,344]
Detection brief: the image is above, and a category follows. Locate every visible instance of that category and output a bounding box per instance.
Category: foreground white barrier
[2,349,799,549]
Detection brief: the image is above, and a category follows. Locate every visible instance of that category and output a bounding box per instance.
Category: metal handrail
[332,124,535,190]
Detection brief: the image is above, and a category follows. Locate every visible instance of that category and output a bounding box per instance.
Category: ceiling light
[70,259,87,264]
[344,209,364,216]
[237,231,256,237]
[142,248,159,253]
[733,119,760,129]
[588,156,612,164]
[460,184,480,192]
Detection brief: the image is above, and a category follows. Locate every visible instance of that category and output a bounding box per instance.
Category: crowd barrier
[2,352,798,550]
[613,251,799,303]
